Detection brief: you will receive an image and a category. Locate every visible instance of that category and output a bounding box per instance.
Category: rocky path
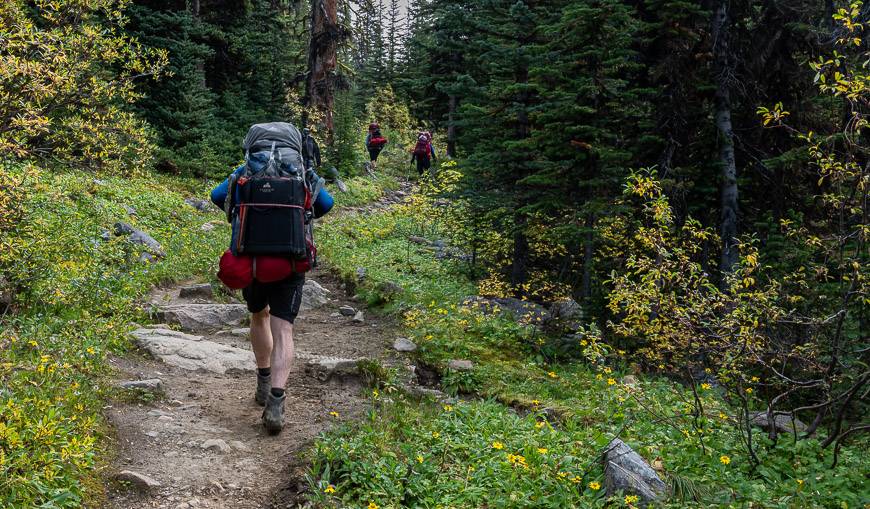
[104,182,416,509]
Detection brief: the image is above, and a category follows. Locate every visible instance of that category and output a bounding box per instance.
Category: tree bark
[711,0,739,275]
[307,0,339,140]
[447,94,457,157]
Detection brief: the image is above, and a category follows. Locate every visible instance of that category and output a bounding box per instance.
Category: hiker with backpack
[301,127,322,171]
[365,122,388,172]
[410,131,437,176]
[210,122,334,435]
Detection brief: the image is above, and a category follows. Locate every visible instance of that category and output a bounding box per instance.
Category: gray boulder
[114,222,165,257]
[603,439,668,506]
[748,411,808,435]
[339,305,356,317]
[376,281,404,301]
[393,337,417,352]
[184,197,212,212]
[352,310,365,324]
[132,328,255,373]
[302,354,361,382]
[447,359,474,372]
[115,470,161,491]
[157,304,248,331]
[301,279,330,311]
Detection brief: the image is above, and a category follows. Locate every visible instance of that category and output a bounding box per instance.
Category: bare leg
[250,308,273,369]
[269,316,295,389]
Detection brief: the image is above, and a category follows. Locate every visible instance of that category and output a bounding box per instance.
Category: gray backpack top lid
[242,122,303,153]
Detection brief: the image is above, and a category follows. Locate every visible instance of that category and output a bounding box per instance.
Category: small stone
[201,438,231,454]
[329,312,340,317]
[165,451,179,458]
[147,409,171,418]
[118,379,163,391]
[145,431,160,438]
[231,328,250,336]
[447,359,474,371]
[229,440,251,452]
[621,375,639,386]
[355,267,367,281]
[352,311,365,324]
[124,205,137,216]
[339,305,356,316]
[170,399,184,406]
[393,338,417,352]
[116,470,161,491]
[201,222,216,232]
[157,415,174,423]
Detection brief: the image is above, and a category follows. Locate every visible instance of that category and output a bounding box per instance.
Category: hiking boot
[262,392,286,435]
[255,373,270,406]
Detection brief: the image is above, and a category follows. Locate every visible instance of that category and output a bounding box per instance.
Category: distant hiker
[411,131,437,176]
[210,122,334,435]
[365,122,388,172]
[301,127,322,170]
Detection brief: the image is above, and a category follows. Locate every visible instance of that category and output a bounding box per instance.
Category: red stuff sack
[369,136,387,148]
[218,250,253,289]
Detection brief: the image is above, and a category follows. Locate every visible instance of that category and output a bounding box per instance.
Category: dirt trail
[104,183,413,509]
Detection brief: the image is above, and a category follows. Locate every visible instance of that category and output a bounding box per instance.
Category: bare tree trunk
[711,0,739,275]
[447,94,457,157]
[307,0,339,141]
[581,214,595,302]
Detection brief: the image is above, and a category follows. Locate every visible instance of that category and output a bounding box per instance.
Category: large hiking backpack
[413,134,429,157]
[223,123,321,274]
[369,131,388,148]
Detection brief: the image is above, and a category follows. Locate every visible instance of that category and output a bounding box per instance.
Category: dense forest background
[1,0,868,506]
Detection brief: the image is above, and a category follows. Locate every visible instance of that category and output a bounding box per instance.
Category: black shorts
[368,147,383,161]
[242,273,305,323]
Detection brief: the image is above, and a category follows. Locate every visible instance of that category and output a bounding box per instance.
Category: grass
[0,163,227,507]
[308,164,870,508]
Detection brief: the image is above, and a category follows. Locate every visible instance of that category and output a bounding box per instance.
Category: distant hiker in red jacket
[365,122,388,172]
[410,131,437,176]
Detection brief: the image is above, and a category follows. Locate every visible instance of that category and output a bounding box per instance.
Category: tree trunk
[307,0,339,141]
[711,0,739,275]
[447,94,457,157]
[581,214,595,302]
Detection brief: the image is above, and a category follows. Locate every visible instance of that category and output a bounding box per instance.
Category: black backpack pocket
[237,176,308,258]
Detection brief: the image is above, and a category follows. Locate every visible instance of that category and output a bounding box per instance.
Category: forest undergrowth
[306,164,869,508]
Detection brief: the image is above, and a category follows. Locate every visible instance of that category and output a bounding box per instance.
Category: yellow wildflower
[547,371,558,379]
[535,421,546,429]
[323,485,335,494]
[416,455,424,463]
[745,388,753,394]
[571,476,582,484]
[796,479,804,485]
[720,455,731,465]
[491,441,504,450]
[700,383,712,390]
[329,411,339,418]
[589,481,601,490]
[537,448,548,454]
[531,399,540,406]
[607,378,616,386]
[625,494,639,504]
[368,503,379,509]
[443,404,453,412]
[432,431,440,438]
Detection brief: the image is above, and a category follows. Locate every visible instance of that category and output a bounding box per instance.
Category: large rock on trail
[603,439,668,506]
[132,328,255,374]
[157,304,248,331]
[301,279,330,311]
